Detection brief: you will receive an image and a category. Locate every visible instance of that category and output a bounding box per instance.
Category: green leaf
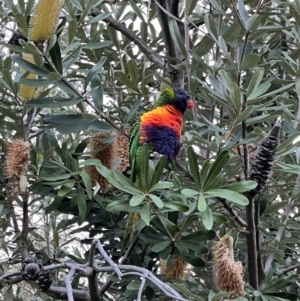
[205,189,249,206]
[26,98,80,108]
[246,67,265,97]
[118,72,140,93]
[150,156,166,187]
[81,170,92,200]
[127,60,139,85]
[168,17,187,58]
[181,230,215,242]
[130,194,145,206]
[247,81,271,100]
[106,200,131,212]
[194,35,215,57]
[197,194,207,212]
[141,203,151,226]
[246,14,261,31]
[129,0,145,21]
[149,194,164,208]
[149,181,173,193]
[152,241,170,252]
[203,150,229,190]
[58,180,75,197]
[240,54,261,70]
[140,143,150,191]
[164,200,189,212]
[77,185,87,225]
[204,14,218,41]
[85,57,107,91]
[201,206,213,230]
[218,70,233,91]
[82,41,112,50]
[234,105,255,125]
[49,41,63,74]
[181,188,198,197]
[68,19,77,44]
[261,274,298,293]
[223,181,257,193]
[96,165,142,195]
[12,55,49,76]
[187,146,201,190]
[238,0,248,26]
[229,82,242,113]
[91,75,103,111]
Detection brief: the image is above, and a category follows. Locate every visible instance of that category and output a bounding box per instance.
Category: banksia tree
[5,139,31,195]
[86,131,129,192]
[18,54,39,101]
[249,122,281,193]
[211,237,245,299]
[161,256,193,280]
[28,0,64,43]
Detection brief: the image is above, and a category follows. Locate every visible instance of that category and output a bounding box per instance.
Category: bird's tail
[121,212,140,255]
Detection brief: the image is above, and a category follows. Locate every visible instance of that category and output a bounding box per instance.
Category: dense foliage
[1,0,300,300]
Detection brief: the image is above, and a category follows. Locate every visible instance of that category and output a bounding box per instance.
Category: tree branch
[90,8,165,69]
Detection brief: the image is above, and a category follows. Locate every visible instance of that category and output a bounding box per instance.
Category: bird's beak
[188,99,195,109]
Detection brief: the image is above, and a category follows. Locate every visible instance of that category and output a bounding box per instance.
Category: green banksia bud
[28,0,64,42]
[18,54,39,101]
[249,122,281,192]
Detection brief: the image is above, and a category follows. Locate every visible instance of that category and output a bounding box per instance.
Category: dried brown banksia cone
[161,256,193,280]
[86,131,129,191]
[249,122,281,192]
[211,237,245,299]
[6,139,31,195]
[28,0,64,42]
[18,54,39,101]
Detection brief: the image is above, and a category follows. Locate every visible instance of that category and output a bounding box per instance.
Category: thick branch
[90,8,165,69]
[46,286,90,301]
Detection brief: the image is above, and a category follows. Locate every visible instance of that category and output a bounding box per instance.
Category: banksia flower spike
[6,139,31,195]
[249,122,281,193]
[211,237,245,299]
[18,54,39,101]
[28,0,64,43]
[86,131,129,192]
[161,256,193,280]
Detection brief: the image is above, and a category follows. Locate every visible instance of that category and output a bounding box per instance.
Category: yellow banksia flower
[28,0,64,42]
[86,130,130,192]
[161,256,193,280]
[211,237,245,299]
[18,54,39,101]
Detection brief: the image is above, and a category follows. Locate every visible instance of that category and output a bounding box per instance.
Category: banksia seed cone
[18,54,39,101]
[86,131,129,191]
[161,256,193,280]
[28,0,64,42]
[249,123,281,192]
[211,237,245,299]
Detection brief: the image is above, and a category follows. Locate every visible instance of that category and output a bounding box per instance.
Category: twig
[94,239,122,279]
[218,198,247,228]
[137,277,146,301]
[88,241,101,301]
[65,265,76,301]
[21,194,29,259]
[279,264,300,275]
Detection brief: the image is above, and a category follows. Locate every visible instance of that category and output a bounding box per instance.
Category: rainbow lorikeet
[122,87,194,250]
